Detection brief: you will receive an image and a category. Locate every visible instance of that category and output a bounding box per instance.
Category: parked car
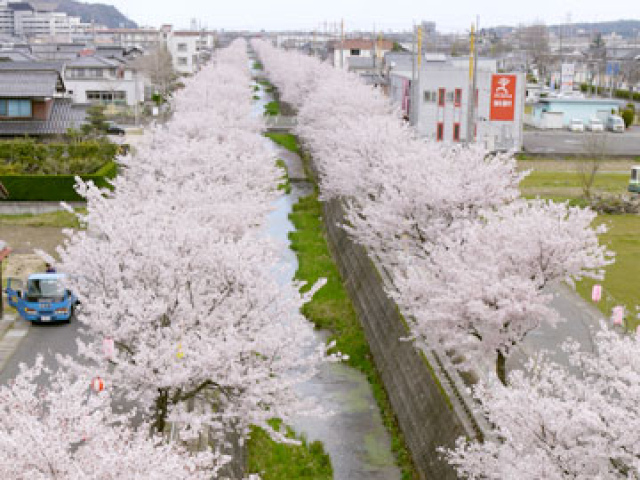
[568,118,585,132]
[105,121,126,136]
[606,115,625,133]
[586,118,604,132]
[4,273,77,324]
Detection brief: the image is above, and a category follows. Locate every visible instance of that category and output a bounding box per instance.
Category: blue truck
[4,273,77,323]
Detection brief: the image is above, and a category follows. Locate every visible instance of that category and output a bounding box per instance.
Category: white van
[606,115,625,133]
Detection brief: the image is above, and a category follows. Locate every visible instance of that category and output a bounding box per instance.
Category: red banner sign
[490,74,517,121]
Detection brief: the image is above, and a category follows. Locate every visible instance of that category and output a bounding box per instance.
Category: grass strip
[246,419,332,480]
[576,214,640,331]
[289,191,417,480]
[0,209,85,228]
[264,133,300,156]
[275,159,291,194]
[264,101,280,116]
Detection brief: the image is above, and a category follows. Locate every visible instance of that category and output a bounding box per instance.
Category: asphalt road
[524,127,640,156]
[0,316,83,385]
[507,283,604,374]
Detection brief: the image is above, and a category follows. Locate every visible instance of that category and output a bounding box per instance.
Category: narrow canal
[252,61,401,480]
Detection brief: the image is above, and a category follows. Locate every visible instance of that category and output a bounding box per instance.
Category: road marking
[5,329,27,338]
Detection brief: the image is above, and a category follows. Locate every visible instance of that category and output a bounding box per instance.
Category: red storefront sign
[490,74,517,121]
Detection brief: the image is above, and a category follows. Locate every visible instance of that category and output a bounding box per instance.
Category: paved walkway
[508,282,605,373]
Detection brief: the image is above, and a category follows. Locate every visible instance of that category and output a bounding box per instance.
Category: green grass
[517,160,640,331]
[0,209,85,228]
[289,191,417,480]
[576,214,640,331]
[246,419,332,480]
[520,171,629,200]
[264,101,280,116]
[276,159,291,194]
[264,133,300,155]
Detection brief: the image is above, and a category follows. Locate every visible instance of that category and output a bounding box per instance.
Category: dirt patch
[1,226,67,256]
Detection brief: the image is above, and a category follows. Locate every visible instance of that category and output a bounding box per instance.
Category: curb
[0,313,16,339]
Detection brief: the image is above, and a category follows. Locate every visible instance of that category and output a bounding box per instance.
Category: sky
[104,0,639,33]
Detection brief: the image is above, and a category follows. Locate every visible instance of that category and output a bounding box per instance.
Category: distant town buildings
[0,0,86,40]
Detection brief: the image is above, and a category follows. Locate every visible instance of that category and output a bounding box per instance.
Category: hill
[35,0,138,28]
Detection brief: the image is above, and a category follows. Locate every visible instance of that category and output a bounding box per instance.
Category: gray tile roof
[66,56,120,68]
[0,61,64,73]
[0,70,61,97]
[0,99,87,136]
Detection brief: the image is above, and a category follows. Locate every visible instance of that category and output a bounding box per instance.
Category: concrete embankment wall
[321,198,479,480]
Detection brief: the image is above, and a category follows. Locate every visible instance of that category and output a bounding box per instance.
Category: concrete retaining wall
[322,198,482,479]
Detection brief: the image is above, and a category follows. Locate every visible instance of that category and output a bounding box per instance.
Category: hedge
[578,84,640,102]
[0,139,120,175]
[0,161,117,201]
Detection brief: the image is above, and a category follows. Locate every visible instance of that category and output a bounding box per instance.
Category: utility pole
[410,22,416,125]
[340,19,345,69]
[466,18,479,145]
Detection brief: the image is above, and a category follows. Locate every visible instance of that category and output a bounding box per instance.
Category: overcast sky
[104,0,638,33]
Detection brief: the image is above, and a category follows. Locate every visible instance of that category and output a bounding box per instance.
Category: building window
[453,123,460,141]
[0,99,32,117]
[423,91,431,102]
[177,43,188,52]
[437,122,444,141]
[438,88,445,107]
[350,49,361,56]
[177,57,188,66]
[86,91,127,105]
[454,88,462,107]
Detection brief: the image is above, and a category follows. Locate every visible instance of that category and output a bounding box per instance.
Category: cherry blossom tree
[392,199,612,383]
[253,41,612,384]
[40,40,338,459]
[444,325,640,479]
[0,357,222,479]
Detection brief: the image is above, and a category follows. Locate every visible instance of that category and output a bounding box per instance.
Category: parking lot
[523,126,640,156]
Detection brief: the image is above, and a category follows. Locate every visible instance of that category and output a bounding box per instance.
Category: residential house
[64,54,145,108]
[0,62,86,136]
[330,38,393,69]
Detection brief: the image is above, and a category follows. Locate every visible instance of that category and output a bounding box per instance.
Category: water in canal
[254,66,401,479]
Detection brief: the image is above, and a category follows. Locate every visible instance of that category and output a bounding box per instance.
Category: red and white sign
[490,74,517,121]
[91,377,105,392]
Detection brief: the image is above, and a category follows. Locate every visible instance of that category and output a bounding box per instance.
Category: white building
[163,25,215,75]
[64,55,144,107]
[0,1,84,39]
[94,25,215,76]
[389,61,525,151]
[330,38,394,69]
[94,28,162,51]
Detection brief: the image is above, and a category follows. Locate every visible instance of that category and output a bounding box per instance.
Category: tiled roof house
[0,62,87,136]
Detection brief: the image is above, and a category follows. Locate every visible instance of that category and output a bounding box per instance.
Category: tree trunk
[496,351,507,386]
[153,388,169,434]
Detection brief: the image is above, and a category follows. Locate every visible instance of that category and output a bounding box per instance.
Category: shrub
[0,161,117,201]
[621,108,635,128]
